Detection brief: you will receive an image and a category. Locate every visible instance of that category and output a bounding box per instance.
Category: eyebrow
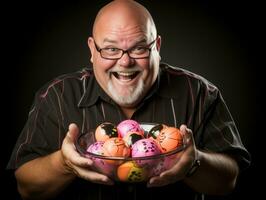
[102,38,148,46]
[102,38,118,44]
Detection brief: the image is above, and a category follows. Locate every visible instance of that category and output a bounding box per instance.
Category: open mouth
[112,71,140,82]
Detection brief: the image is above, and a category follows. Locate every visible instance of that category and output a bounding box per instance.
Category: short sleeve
[194,84,251,171]
[7,82,67,170]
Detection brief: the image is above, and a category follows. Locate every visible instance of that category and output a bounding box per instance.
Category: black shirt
[7,63,250,200]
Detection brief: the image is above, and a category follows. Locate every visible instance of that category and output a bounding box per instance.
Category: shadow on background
[2,0,262,199]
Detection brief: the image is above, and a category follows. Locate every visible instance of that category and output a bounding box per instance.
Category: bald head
[92,0,157,41]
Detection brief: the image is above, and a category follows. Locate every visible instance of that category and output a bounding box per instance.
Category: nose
[117,52,134,67]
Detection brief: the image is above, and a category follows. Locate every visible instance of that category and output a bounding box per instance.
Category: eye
[102,48,121,56]
[105,48,120,53]
[136,46,146,50]
[131,46,147,54]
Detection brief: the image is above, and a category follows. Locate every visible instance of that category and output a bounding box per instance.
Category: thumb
[67,123,80,142]
[179,124,194,146]
[179,124,187,133]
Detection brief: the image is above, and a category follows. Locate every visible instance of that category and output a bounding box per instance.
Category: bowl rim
[75,122,186,161]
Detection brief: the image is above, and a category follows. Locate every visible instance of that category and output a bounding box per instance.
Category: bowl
[75,123,187,183]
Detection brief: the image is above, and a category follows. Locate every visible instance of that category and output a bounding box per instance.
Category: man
[8,0,250,199]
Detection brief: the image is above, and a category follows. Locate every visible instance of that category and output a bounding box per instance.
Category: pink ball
[117,119,143,138]
[150,158,167,176]
[151,149,184,176]
[87,141,105,155]
[131,138,161,167]
[150,156,175,176]
[86,141,114,176]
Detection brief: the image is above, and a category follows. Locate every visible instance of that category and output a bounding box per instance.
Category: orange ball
[117,161,147,182]
[102,137,131,158]
[95,122,118,142]
[147,124,168,139]
[156,127,183,152]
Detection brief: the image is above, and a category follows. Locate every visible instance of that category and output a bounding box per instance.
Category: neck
[120,106,136,119]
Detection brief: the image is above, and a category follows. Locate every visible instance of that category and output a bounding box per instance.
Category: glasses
[93,38,157,60]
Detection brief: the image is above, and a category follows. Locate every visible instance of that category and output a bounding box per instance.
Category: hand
[147,124,197,187]
[61,123,114,185]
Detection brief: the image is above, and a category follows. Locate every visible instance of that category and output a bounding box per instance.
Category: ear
[155,35,162,61]
[156,35,162,52]
[88,37,95,63]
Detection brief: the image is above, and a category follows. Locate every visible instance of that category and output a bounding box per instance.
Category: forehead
[95,19,155,44]
[93,4,156,43]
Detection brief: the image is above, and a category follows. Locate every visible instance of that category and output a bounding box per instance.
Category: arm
[184,150,239,195]
[15,150,75,199]
[15,124,113,200]
[148,125,239,195]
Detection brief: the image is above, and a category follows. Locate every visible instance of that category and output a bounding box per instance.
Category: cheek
[138,60,158,83]
[149,56,160,80]
[93,58,115,73]
[92,59,116,86]
[136,59,150,72]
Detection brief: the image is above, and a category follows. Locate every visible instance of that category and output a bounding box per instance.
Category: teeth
[117,71,136,76]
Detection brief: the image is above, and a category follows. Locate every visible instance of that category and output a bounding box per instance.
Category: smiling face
[88,0,161,108]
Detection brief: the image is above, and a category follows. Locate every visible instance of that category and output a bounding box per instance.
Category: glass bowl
[75,123,186,183]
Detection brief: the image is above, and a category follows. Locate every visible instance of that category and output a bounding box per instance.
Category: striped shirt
[7,63,250,200]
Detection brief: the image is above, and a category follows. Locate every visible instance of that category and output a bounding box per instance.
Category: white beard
[107,79,145,107]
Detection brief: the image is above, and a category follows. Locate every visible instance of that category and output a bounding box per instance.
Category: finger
[70,154,93,167]
[77,168,114,185]
[160,157,191,181]
[160,126,197,180]
[179,124,187,133]
[180,124,194,146]
[68,123,79,141]
[147,176,168,187]
[62,124,93,167]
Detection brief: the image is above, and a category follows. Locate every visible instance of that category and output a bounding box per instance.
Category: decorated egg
[86,141,113,176]
[102,137,131,158]
[95,122,118,142]
[131,138,161,167]
[117,119,144,138]
[147,124,168,139]
[87,141,105,155]
[117,161,147,182]
[150,158,168,176]
[123,131,144,147]
[151,150,185,176]
[156,127,183,152]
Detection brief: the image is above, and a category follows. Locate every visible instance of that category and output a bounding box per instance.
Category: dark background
[1,0,262,199]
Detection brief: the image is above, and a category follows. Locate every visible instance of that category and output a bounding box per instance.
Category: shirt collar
[78,71,113,108]
[155,63,182,99]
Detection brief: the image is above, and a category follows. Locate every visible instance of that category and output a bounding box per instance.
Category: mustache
[108,66,142,73]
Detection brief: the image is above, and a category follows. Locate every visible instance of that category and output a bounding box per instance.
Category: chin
[108,80,145,107]
[111,95,140,108]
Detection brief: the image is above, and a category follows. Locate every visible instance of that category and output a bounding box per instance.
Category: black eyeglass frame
[93,38,157,60]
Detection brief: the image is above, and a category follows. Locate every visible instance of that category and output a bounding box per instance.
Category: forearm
[184,150,239,195]
[15,150,76,200]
